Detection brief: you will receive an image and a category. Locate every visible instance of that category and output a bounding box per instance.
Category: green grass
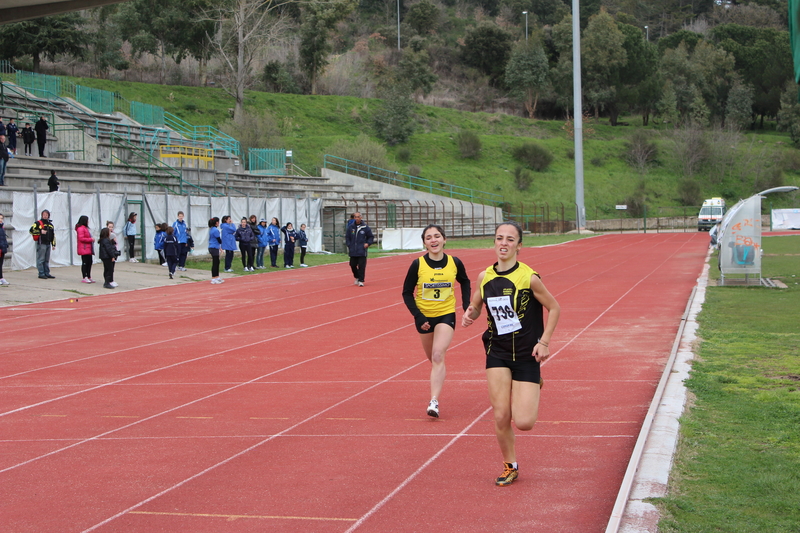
[656,235,800,532]
[62,77,800,216]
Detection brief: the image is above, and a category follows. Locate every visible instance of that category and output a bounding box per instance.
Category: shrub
[455,131,481,159]
[513,166,532,191]
[218,110,282,165]
[327,134,392,174]
[625,130,659,174]
[396,147,411,163]
[677,177,703,206]
[512,142,553,171]
[408,164,422,176]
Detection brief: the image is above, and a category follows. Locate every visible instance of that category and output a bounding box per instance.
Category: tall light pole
[522,11,528,41]
[572,0,585,230]
[644,25,648,41]
[397,0,401,50]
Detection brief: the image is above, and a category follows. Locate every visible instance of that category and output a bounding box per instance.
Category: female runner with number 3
[402,224,471,419]
[462,221,560,486]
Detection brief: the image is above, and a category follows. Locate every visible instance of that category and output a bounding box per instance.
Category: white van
[698,198,726,231]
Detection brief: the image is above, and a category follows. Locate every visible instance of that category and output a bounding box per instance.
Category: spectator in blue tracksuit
[220,215,237,272]
[172,211,189,271]
[256,218,270,269]
[153,223,166,265]
[267,217,281,268]
[297,223,309,267]
[346,212,374,286]
[6,119,18,155]
[281,222,297,268]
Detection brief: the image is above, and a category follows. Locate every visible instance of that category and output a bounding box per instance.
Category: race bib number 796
[486,295,521,335]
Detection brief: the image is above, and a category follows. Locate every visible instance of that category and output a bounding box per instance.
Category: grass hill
[75,77,800,217]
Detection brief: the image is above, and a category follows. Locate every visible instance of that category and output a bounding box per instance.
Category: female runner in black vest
[462,221,560,486]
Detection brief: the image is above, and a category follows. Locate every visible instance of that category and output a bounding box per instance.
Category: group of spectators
[0,116,51,187]
[203,215,308,284]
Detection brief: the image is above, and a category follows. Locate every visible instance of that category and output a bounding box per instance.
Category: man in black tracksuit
[345,212,374,287]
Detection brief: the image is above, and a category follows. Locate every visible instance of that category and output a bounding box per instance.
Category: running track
[0,233,709,532]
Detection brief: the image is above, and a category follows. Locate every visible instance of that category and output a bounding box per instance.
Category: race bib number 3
[486,295,521,335]
[422,282,452,301]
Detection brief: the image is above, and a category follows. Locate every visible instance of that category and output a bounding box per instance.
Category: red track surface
[0,233,709,533]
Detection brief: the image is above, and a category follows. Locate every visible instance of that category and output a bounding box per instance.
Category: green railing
[76,85,114,114]
[248,148,286,175]
[130,101,164,126]
[108,133,218,196]
[165,112,241,157]
[323,154,505,205]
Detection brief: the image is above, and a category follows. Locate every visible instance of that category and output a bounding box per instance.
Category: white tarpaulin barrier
[11,192,324,270]
[771,208,800,230]
[382,228,425,250]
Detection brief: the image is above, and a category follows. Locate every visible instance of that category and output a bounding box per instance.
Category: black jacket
[21,127,36,144]
[98,237,117,260]
[34,119,48,142]
[48,173,59,192]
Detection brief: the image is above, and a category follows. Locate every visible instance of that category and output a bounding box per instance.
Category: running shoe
[169,273,173,279]
[88,278,96,283]
[495,463,518,486]
[225,269,234,273]
[357,281,364,287]
[354,279,359,286]
[427,399,439,418]
[300,264,308,267]
[82,278,92,283]
[0,278,9,285]
[161,262,167,266]
[110,281,118,288]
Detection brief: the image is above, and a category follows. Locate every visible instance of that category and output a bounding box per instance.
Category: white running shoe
[225,269,233,273]
[161,262,167,266]
[427,399,439,418]
[354,279,359,286]
[0,278,9,285]
[357,281,364,287]
[82,278,91,283]
[110,281,118,288]
[88,278,96,283]
[300,264,308,267]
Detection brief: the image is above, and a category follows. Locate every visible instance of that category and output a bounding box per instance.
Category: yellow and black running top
[480,261,543,361]
[402,253,471,320]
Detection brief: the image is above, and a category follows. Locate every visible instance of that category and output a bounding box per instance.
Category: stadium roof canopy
[0,0,126,25]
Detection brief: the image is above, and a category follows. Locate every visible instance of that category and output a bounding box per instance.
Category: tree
[504,40,549,118]
[114,0,192,83]
[374,85,416,146]
[0,14,87,72]
[406,0,440,35]
[461,22,513,84]
[777,83,800,145]
[299,0,357,95]
[581,11,627,121]
[398,50,438,100]
[84,7,130,76]
[615,22,658,126]
[725,76,754,129]
[203,0,292,121]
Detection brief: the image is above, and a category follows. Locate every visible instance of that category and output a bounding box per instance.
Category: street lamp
[644,25,649,41]
[522,11,528,41]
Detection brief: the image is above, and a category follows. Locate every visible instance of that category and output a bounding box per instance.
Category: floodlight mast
[572,0,585,230]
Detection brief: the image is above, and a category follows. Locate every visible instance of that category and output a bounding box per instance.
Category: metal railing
[164,112,241,157]
[323,154,504,205]
[248,148,286,175]
[159,145,215,169]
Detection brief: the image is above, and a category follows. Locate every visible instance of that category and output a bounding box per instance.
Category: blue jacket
[257,223,270,247]
[221,222,237,251]
[172,219,188,244]
[235,224,256,245]
[0,223,7,254]
[282,226,296,249]
[153,230,165,250]
[346,222,374,257]
[208,226,222,249]
[296,229,308,247]
[164,234,179,258]
[124,221,137,236]
[266,224,281,246]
